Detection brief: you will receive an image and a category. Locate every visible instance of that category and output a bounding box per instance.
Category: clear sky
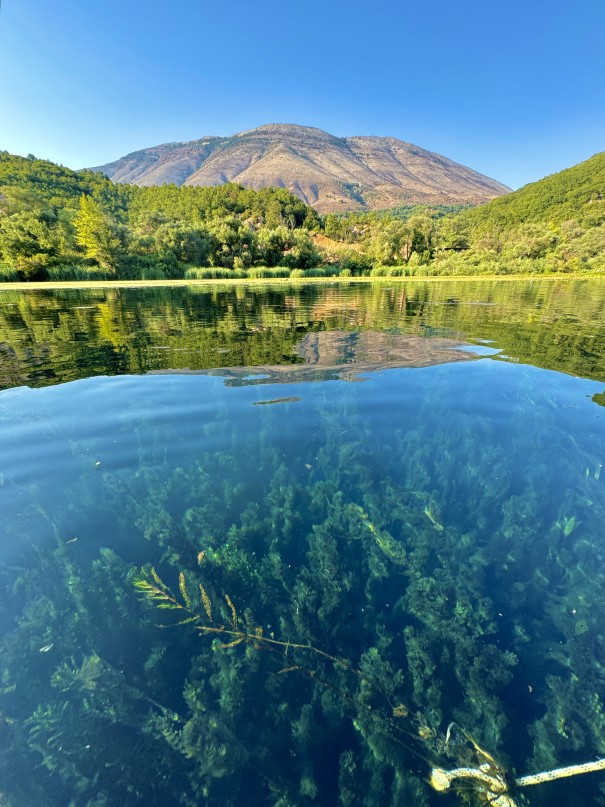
[0,0,603,189]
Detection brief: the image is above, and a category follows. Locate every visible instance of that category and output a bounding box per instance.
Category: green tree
[0,210,62,278]
[207,216,253,268]
[255,225,292,266]
[282,230,321,269]
[407,213,436,261]
[73,195,122,271]
[368,219,412,265]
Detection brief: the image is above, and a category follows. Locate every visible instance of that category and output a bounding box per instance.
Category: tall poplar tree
[73,195,122,271]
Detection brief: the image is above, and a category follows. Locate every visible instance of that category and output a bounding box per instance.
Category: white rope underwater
[430,764,516,806]
[430,754,605,805]
[516,756,605,787]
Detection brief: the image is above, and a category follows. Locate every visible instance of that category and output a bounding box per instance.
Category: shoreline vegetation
[0,150,604,283]
[1,271,604,292]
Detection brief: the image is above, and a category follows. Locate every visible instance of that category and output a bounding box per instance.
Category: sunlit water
[1,280,605,807]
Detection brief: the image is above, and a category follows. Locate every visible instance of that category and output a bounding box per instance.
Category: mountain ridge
[92,123,510,213]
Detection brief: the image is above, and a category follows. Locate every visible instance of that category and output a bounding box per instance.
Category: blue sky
[0,0,603,189]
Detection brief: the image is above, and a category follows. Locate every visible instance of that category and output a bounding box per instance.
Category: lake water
[1,279,605,807]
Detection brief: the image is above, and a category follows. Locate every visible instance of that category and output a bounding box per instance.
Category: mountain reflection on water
[1,278,605,390]
[152,330,478,385]
[1,279,605,807]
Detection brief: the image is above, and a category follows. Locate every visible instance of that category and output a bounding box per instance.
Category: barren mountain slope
[93,123,509,212]
[95,137,224,186]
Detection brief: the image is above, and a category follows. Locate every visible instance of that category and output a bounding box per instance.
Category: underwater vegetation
[1,356,605,806]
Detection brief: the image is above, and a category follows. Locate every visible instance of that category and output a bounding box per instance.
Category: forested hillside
[0,152,321,281]
[322,152,605,276]
[457,152,605,228]
[0,150,603,280]
[429,152,605,274]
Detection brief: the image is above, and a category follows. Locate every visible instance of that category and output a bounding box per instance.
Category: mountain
[92,123,510,213]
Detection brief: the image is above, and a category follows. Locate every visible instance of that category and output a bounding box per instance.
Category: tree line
[0,150,604,281]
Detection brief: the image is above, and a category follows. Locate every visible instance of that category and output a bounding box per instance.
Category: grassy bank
[2,272,604,292]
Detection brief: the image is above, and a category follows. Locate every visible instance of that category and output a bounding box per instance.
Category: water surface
[2,278,605,389]
[1,279,605,807]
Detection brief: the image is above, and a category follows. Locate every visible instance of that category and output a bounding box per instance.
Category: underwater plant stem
[260,637,438,766]
[136,569,439,767]
[198,624,359,674]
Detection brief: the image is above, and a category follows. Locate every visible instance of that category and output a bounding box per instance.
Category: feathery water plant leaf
[199,583,213,621]
[225,593,238,628]
[178,572,191,608]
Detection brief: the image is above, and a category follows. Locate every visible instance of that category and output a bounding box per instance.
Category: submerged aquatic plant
[133,565,403,711]
[133,564,605,807]
[557,514,577,536]
[3,337,605,806]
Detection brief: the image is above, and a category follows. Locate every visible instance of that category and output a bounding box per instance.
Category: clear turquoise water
[1,280,605,807]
